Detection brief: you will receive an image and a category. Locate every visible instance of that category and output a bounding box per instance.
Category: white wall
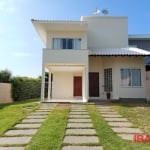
[43,49,88,64]
[52,72,73,99]
[89,56,146,99]
[81,16,128,48]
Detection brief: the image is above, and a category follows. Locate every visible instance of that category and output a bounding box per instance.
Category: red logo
[134,134,150,143]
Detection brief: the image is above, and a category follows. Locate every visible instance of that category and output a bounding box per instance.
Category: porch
[41,64,88,102]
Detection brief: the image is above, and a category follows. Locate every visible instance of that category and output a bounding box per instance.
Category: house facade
[32,16,150,102]
[128,35,150,64]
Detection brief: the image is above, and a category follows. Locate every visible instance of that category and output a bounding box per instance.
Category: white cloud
[12,52,32,57]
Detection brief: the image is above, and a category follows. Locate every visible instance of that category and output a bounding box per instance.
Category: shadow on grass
[89,99,150,108]
[0,98,40,110]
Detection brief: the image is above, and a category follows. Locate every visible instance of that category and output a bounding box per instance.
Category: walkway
[0,103,57,150]
[62,104,103,150]
[96,104,143,141]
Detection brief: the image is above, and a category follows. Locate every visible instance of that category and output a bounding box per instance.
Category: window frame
[120,68,142,87]
[104,68,113,92]
[52,38,82,49]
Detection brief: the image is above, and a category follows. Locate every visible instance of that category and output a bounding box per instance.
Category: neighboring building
[32,16,150,102]
[128,35,150,64]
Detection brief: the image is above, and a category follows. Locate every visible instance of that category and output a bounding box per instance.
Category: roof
[31,19,87,24]
[89,47,150,56]
[31,19,87,45]
[128,34,150,40]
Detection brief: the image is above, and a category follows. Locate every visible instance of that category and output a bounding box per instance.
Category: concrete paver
[35,110,51,112]
[71,110,87,112]
[26,115,47,119]
[104,118,128,122]
[0,147,24,150]
[21,118,45,123]
[108,122,133,127]
[63,136,99,144]
[117,134,135,141]
[70,112,88,115]
[15,123,41,129]
[66,129,96,135]
[5,129,37,136]
[67,123,93,128]
[111,127,142,134]
[69,115,90,118]
[68,119,92,123]
[101,114,122,118]
[62,146,103,150]
[30,112,49,115]
[0,136,32,145]
[98,108,113,111]
[100,112,119,115]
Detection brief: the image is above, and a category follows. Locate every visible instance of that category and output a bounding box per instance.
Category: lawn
[87,102,150,150]
[25,104,70,150]
[0,99,40,135]
[112,101,150,134]
[1,100,149,150]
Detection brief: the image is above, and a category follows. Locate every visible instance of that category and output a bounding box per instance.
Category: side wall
[0,83,13,103]
[89,56,146,99]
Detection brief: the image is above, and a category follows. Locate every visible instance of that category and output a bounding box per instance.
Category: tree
[0,69,12,83]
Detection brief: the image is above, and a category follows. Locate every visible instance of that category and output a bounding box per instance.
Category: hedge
[11,77,41,101]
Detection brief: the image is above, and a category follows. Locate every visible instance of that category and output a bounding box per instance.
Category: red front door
[74,76,82,96]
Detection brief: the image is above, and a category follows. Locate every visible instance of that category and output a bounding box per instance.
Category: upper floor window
[120,68,141,87]
[53,38,81,49]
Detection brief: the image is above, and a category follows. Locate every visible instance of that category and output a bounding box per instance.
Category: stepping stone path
[62,104,103,150]
[0,103,57,149]
[97,105,143,141]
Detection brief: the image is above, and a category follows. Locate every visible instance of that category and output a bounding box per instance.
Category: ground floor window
[120,68,141,87]
[104,68,112,92]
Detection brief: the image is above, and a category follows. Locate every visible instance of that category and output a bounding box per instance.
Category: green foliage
[11,77,41,101]
[0,69,12,83]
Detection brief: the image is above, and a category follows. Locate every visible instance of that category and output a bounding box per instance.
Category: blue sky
[0,0,150,77]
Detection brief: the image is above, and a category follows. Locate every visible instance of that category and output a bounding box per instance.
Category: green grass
[112,101,150,134]
[25,104,70,150]
[87,104,150,150]
[0,99,40,135]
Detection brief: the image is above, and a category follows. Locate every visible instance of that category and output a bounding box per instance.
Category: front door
[89,72,99,97]
[74,76,82,96]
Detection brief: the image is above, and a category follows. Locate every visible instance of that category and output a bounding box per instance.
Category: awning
[89,47,150,56]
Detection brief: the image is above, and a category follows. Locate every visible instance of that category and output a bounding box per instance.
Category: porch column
[48,72,51,100]
[83,66,88,102]
[41,65,45,102]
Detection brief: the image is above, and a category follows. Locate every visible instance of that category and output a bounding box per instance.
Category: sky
[0,0,150,78]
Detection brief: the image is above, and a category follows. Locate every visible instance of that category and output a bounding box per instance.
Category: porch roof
[89,47,150,56]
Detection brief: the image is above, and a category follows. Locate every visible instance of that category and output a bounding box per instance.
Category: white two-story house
[32,16,150,102]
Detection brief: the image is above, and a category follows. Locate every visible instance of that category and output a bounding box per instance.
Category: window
[52,38,81,49]
[120,68,141,87]
[104,68,112,92]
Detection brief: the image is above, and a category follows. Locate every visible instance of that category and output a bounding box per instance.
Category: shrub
[0,69,12,83]
[11,77,41,101]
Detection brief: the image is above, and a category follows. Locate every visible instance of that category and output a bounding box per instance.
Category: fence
[0,83,13,103]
